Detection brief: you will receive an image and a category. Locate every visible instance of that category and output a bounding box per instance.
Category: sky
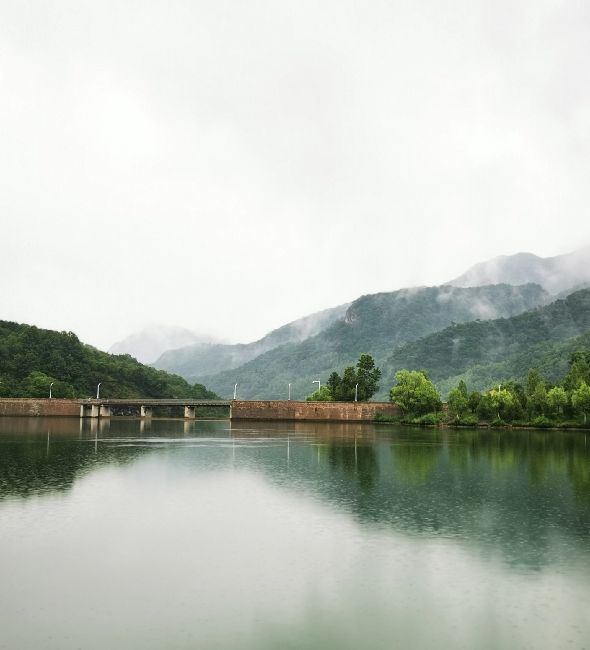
[1,0,590,350]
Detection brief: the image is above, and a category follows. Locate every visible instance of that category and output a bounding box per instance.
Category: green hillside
[381,289,590,397]
[200,284,548,399]
[0,320,219,399]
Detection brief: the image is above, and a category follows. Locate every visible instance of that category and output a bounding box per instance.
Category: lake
[0,417,589,649]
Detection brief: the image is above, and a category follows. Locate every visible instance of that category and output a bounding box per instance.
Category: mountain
[381,288,590,396]
[108,325,219,364]
[154,303,350,379]
[196,283,549,400]
[447,247,590,294]
[0,320,219,399]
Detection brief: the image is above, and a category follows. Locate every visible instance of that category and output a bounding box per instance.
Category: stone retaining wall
[231,400,400,422]
[0,399,81,417]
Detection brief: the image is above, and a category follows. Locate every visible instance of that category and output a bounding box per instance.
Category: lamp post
[288,383,291,401]
[355,383,358,402]
[233,383,238,400]
[49,382,54,399]
[312,379,321,396]
[96,382,102,399]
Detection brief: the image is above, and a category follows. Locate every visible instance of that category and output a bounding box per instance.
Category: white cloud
[1,0,589,349]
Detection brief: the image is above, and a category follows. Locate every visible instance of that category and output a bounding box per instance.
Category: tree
[547,386,568,417]
[526,369,544,397]
[355,353,382,400]
[468,391,482,413]
[306,385,334,402]
[448,381,469,420]
[492,388,515,421]
[572,381,590,423]
[326,372,341,399]
[23,371,55,398]
[564,352,590,391]
[339,367,358,401]
[525,370,547,416]
[477,388,515,422]
[528,382,548,416]
[326,354,381,401]
[502,381,527,410]
[390,370,442,416]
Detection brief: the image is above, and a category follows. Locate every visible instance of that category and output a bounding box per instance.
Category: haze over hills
[154,303,349,379]
[380,288,590,398]
[190,284,548,399]
[447,247,590,294]
[125,246,590,401]
[108,325,220,364]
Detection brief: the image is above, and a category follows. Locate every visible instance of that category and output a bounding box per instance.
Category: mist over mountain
[154,303,349,378]
[109,325,220,364]
[447,247,590,294]
[381,288,590,397]
[194,284,548,400]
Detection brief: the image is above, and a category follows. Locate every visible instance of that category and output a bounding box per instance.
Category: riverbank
[374,412,590,431]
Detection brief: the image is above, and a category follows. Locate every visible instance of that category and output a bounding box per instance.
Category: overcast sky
[2,0,590,350]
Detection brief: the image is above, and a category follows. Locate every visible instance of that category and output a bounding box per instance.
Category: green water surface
[0,417,589,650]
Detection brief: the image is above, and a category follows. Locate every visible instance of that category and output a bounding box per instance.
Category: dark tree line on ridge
[0,320,219,400]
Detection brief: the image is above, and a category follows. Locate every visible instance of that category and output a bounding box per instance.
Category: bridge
[0,398,400,422]
[80,399,232,419]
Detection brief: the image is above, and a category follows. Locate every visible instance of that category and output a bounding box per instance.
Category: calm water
[1,418,589,650]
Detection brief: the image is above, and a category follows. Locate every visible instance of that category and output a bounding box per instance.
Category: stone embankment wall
[231,400,400,422]
[0,399,80,417]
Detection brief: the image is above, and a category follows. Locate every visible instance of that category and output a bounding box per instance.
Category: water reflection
[2,419,588,552]
[1,418,590,649]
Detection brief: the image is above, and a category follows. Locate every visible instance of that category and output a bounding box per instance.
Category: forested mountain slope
[381,288,590,396]
[0,320,219,399]
[200,284,548,399]
[154,303,349,378]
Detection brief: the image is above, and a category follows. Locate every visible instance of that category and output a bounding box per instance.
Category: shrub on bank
[530,415,553,428]
[456,414,479,426]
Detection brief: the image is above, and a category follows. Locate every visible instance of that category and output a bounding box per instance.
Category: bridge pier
[80,403,100,418]
[184,405,196,419]
[140,406,153,418]
[100,405,111,418]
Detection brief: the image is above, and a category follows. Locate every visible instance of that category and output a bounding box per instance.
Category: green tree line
[306,354,382,401]
[383,351,590,428]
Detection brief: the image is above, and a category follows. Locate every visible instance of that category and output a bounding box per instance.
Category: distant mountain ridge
[193,283,549,399]
[447,247,590,294]
[109,325,219,364]
[139,246,590,400]
[154,303,350,379]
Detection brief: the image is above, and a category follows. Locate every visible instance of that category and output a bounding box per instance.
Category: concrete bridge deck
[80,399,231,418]
[86,399,231,407]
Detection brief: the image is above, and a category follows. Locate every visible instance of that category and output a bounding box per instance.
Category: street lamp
[312,379,321,395]
[233,383,238,400]
[96,382,102,399]
[49,382,54,399]
[288,383,291,401]
[355,383,359,402]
